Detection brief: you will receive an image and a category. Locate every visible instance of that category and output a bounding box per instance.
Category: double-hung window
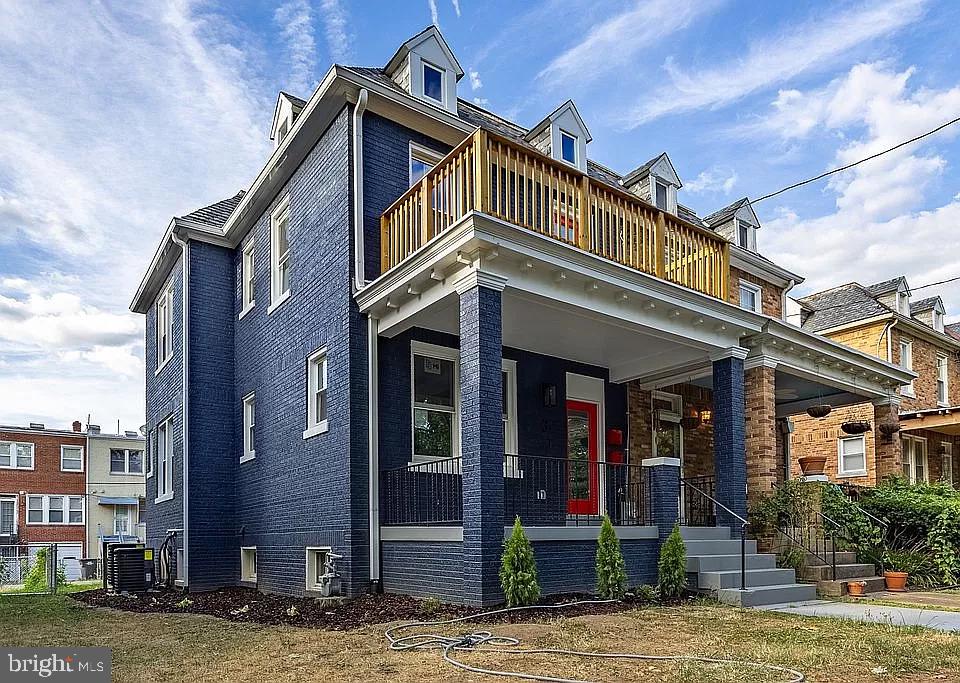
[409,143,443,186]
[902,435,928,484]
[937,354,949,406]
[899,340,914,396]
[241,240,255,316]
[0,441,34,469]
[304,349,328,438]
[655,180,669,211]
[156,286,173,370]
[412,343,458,462]
[422,62,443,103]
[146,430,153,478]
[270,198,291,309]
[738,220,752,249]
[0,497,15,534]
[156,418,174,502]
[739,282,762,313]
[26,495,84,525]
[838,436,866,476]
[242,392,256,461]
[61,445,83,472]
[111,448,143,475]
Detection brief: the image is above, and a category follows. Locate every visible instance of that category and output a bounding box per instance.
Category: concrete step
[679,526,731,541]
[800,563,877,582]
[716,583,819,607]
[806,551,857,565]
[816,575,887,598]
[684,539,758,556]
[698,568,799,590]
[687,553,777,573]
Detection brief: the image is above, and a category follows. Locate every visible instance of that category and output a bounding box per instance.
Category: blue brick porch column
[642,458,680,540]
[711,348,749,529]
[458,271,507,606]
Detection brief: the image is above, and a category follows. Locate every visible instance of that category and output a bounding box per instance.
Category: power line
[752,115,960,204]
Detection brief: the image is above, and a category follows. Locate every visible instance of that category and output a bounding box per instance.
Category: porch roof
[900,406,960,435]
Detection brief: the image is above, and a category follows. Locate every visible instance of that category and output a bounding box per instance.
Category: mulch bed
[71,587,650,630]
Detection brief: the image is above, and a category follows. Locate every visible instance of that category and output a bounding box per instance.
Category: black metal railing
[380,456,463,525]
[681,476,749,589]
[679,475,716,527]
[768,482,841,581]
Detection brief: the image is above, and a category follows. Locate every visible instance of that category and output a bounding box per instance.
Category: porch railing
[679,475,717,527]
[379,454,652,527]
[680,476,749,590]
[380,129,730,300]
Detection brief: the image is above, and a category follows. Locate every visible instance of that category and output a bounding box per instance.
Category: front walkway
[759,599,960,633]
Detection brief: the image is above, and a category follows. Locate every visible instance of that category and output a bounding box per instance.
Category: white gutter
[881,319,896,362]
[170,231,190,588]
[367,314,380,586]
[781,279,796,323]
[353,88,369,292]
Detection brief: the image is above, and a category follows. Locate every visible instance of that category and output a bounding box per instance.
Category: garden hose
[385,600,806,682]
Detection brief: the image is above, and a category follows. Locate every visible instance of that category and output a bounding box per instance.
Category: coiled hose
[385,600,806,682]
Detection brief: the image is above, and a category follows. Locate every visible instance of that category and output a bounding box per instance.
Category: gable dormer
[271,92,306,149]
[912,296,946,331]
[704,198,760,252]
[621,153,681,215]
[384,26,464,114]
[523,100,591,173]
[869,277,911,315]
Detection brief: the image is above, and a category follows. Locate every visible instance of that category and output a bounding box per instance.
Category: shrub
[499,517,540,607]
[657,525,687,598]
[776,545,805,572]
[596,515,627,599]
[632,584,659,604]
[883,541,942,588]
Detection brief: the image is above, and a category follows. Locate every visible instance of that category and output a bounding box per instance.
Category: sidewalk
[758,599,960,633]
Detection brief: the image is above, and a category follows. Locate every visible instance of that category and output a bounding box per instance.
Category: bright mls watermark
[1,649,110,681]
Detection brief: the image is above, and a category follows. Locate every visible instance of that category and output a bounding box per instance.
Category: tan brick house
[789,276,960,487]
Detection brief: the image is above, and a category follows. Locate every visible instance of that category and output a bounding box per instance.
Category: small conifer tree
[657,525,687,598]
[596,514,627,599]
[500,517,541,607]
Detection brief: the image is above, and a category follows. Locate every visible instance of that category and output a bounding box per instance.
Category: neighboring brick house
[129,26,911,606]
[790,276,960,487]
[0,421,88,579]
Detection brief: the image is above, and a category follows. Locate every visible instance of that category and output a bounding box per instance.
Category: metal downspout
[171,231,189,588]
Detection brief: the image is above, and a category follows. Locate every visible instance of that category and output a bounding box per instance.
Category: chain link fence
[0,544,61,595]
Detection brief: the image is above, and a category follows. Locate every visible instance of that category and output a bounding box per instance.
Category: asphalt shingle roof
[797,283,892,333]
[946,322,960,341]
[180,191,245,229]
[704,198,750,227]
[866,277,904,296]
[910,297,940,314]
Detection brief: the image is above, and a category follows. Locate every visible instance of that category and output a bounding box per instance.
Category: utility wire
[752,115,960,204]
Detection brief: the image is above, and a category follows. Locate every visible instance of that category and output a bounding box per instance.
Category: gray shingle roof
[704,198,749,227]
[621,154,663,186]
[797,283,891,332]
[180,191,245,229]
[910,297,940,314]
[946,322,960,341]
[865,277,904,296]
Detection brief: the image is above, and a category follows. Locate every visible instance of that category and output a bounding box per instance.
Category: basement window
[240,547,257,582]
[305,547,330,592]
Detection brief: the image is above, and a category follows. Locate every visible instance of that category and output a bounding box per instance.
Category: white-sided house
[85,426,146,560]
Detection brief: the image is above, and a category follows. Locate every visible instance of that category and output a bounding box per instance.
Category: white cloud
[274,0,318,95]
[469,69,483,91]
[538,0,722,90]
[428,0,440,26]
[451,0,462,17]
[473,97,490,106]
[685,167,739,195]
[625,0,928,127]
[318,0,352,62]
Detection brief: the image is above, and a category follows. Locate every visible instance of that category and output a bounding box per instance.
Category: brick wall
[745,365,779,506]
[790,403,880,485]
[626,382,714,477]
[381,541,463,602]
[728,267,783,318]
[825,320,888,358]
[891,328,960,410]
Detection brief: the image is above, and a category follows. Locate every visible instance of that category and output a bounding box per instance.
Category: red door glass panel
[566,399,599,515]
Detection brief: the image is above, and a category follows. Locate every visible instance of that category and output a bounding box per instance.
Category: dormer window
[422,62,444,104]
[934,308,945,333]
[897,290,910,315]
[655,181,669,211]
[560,131,577,165]
[738,221,750,249]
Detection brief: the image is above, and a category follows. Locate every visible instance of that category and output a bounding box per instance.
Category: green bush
[22,548,66,593]
[595,515,627,599]
[657,525,687,598]
[499,517,541,607]
[883,541,942,588]
[776,545,805,572]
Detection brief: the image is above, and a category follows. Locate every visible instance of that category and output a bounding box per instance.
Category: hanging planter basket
[680,416,701,430]
[878,422,901,437]
[806,404,833,419]
[841,420,872,435]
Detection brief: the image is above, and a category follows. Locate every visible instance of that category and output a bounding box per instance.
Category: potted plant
[847,580,867,597]
[882,549,910,592]
[798,454,828,476]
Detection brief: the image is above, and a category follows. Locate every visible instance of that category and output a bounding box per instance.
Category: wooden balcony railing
[380,129,730,300]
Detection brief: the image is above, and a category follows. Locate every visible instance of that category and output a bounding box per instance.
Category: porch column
[711,347,749,529]
[744,359,779,508]
[873,397,902,482]
[458,271,507,606]
[643,458,680,540]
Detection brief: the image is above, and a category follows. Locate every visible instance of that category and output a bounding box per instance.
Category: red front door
[566,399,599,515]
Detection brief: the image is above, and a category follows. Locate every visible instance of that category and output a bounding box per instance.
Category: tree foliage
[499,517,541,607]
[657,525,687,598]
[595,515,627,599]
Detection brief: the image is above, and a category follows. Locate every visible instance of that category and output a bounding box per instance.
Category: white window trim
[558,130,578,167]
[60,445,84,473]
[902,434,928,484]
[156,416,174,503]
[305,546,331,592]
[304,347,329,439]
[0,441,35,470]
[837,435,867,477]
[146,431,154,479]
[937,353,949,407]
[739,281,762,314]
[240,240,256,319]
[941,443,954,485]
[502,359,518,456]
[900,340,915,397]
[934,309,945,333]
[648,176,678,214]
[155,285,174,375]
[25,494,84,526]
[0,495,17,535]
[421,61,445,105]
[410,341,460,465]
[242,392,256,462]
[240,546,257,582]
[110,448,144,475]
[652,391,684,463]
[409,142,444,186]
[269,196,292,313]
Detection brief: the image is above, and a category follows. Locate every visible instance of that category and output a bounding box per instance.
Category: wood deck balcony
[380,129,730,300]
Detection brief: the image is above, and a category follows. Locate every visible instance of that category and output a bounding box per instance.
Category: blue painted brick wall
[380,541,463,603]
[532,539,658,594]
[712,356,747,527]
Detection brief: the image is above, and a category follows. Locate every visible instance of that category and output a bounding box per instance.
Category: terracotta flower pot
[798,455,828,476]
[847,581,867,597]
[884,571,908,592]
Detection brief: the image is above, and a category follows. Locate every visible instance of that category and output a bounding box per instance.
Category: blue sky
[1,0,959,430]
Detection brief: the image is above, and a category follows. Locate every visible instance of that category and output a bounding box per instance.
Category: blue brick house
[130,27,912,606]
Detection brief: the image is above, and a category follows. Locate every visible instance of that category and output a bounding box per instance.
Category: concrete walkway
[756,600,960,633]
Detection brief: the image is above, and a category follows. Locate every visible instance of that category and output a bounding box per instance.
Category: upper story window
[422,62,444,103]
[560,131,577,165]
[241,240,255,316]
[304,348,329,439]
[61,446,83,472]
[270,198,291,308]
[937,354,949,406]
[276,117,290,147]
[410,143,443,186]
[156,285,173,370]
[156,417,173,502]
[899,339,915,397]
[897,289,910,315]
[0,441,34,469]
[111,448,143,475]
[737,220,753,250]
[655,181,669,211]
[27,495,84,525]
[242,392,256,461]
[739,282,762,313]
[934,308,945,333]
